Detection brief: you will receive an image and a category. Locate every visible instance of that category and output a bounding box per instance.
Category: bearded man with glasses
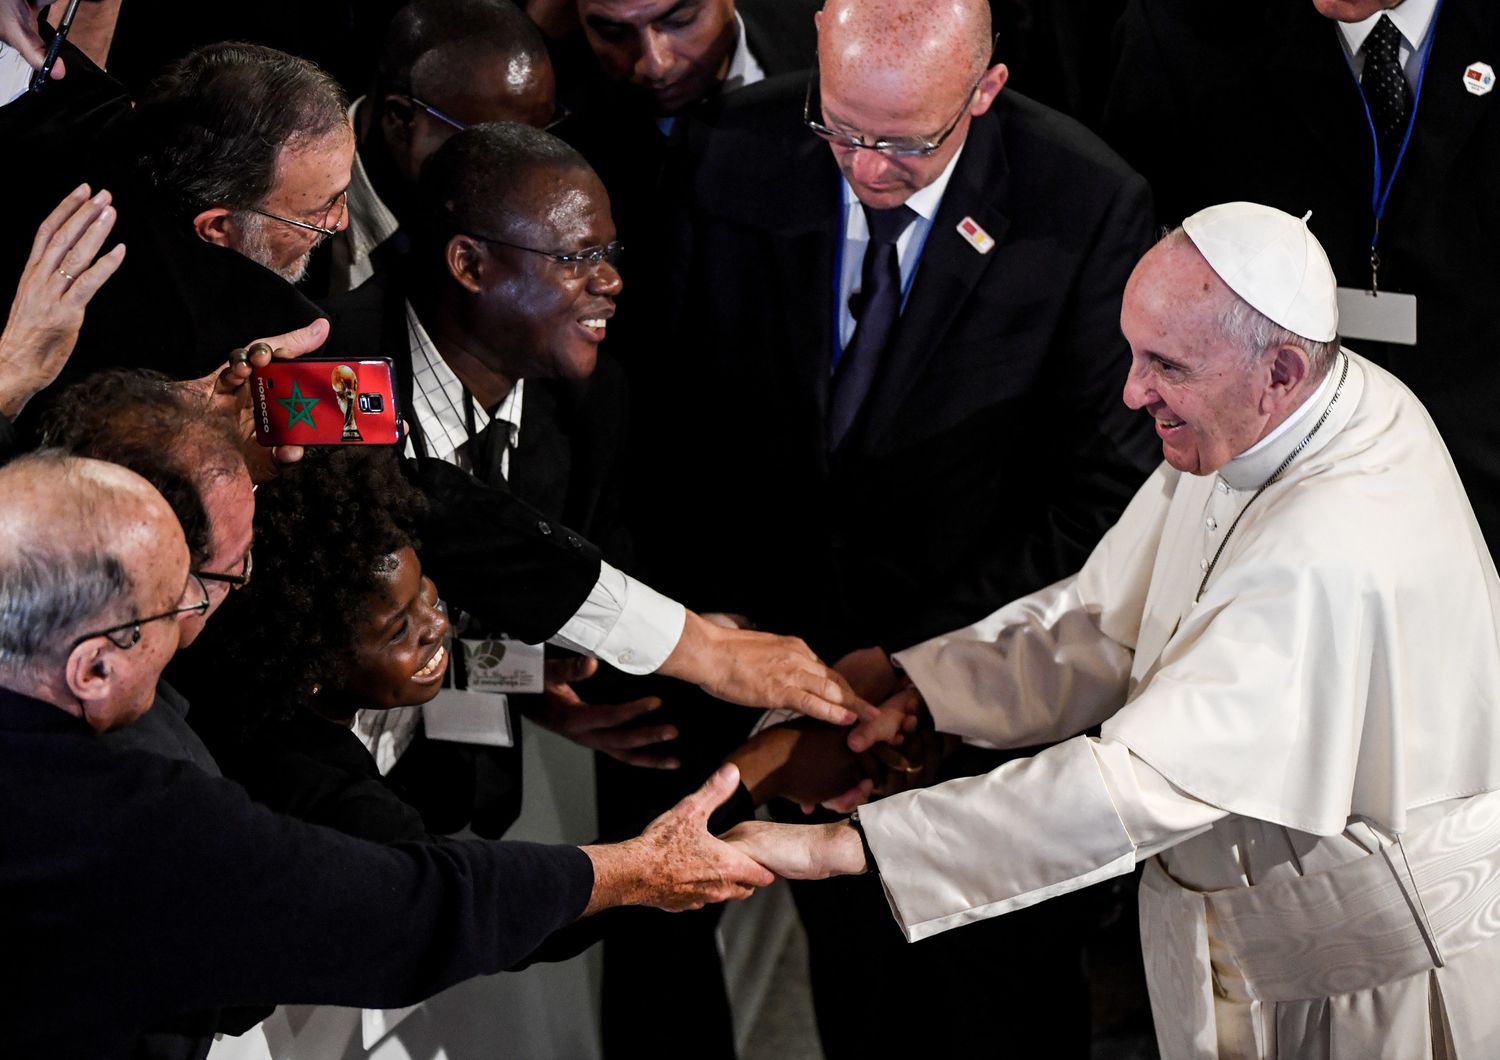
[631,0,1164,1054]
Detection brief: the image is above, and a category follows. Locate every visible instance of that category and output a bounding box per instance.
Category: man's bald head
[814,0,1006,208]
[0,454,190,727]
[819,0,992,91]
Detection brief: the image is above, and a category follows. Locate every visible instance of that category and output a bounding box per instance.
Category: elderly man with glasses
[0,449,788,1058]
[630,0,1162,1054]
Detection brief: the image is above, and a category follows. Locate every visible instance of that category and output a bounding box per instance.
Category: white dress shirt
[1334,0,1441,86]
[836,143,966,350]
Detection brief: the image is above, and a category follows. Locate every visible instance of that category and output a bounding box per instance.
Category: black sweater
[0,686,594,1058]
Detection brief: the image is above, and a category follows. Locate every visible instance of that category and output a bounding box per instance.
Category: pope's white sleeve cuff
[548,561,686,675]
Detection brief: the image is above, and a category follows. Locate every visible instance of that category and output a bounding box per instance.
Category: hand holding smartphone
[250,357,402,447]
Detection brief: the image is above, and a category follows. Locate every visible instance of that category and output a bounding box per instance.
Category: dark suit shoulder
[686,74,827,218]
[319,266,408,360]
[993,90,1146,197]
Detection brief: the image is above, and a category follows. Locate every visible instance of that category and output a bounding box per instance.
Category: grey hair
[1218,295,1340,378]
[1161,227,1340,378]
[0,451,137,683]
[0,551,133,682]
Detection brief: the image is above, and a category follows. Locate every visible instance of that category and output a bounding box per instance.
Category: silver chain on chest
[1194,353,1350,603]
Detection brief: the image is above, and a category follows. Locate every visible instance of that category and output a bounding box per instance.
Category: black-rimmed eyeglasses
[241,191,349,238]
[197,547,253,591]
[463,233,624,278]
[70,574,211,651]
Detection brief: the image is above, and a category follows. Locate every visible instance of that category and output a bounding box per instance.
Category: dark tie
[1361,14,1412,172]
[828,203,917,450]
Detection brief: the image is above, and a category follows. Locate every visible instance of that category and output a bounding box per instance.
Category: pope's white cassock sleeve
[858,468,1224,941]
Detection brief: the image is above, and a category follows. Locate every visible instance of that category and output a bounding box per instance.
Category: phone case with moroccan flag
[250,357,402,447]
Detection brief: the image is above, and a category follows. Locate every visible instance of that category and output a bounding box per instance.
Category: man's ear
[1262,343,1313,415]
[65,638,115,733]
[446,235,487,294]
[970,63,1010,117]
[380,93,419,147]
[192,207,237,248]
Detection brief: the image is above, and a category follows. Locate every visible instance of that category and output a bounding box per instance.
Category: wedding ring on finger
[57,267,76,282]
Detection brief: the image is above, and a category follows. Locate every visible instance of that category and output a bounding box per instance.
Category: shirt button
[618,649,634,665]
[1205,516,1218,531]
[1217,480,1230,494]
[536,520,552,535]
[1199,558,1209,571]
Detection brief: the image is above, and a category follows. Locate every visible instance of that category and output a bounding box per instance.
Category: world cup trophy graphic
[331,364,363,441]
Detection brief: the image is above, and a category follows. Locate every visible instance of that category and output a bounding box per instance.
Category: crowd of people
[2,0,1499,1058]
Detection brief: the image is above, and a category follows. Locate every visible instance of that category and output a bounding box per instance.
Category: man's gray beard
[233,210,314,285]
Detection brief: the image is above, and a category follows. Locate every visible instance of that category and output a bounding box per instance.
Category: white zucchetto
[1182,202,1339,343]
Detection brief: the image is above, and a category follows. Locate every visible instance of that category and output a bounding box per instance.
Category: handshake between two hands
[590,647,946,913]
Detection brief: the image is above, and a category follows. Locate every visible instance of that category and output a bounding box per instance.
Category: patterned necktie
[1361,14,1412,172]
[828,203,917,451]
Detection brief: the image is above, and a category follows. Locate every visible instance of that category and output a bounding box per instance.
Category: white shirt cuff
[548,561,686,675]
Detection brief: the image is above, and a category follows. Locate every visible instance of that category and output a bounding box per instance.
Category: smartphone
[250,357,403,447]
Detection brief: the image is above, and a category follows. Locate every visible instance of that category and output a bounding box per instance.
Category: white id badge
[422,688,514,747]
[461,635,545,693]
[1336,288,1417,345]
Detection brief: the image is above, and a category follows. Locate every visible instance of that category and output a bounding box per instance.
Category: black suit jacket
[639,77,1158,657]
[1103,0,1500,552]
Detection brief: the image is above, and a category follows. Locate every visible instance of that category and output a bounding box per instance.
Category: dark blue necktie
[829,203,917,451]
[1361,14,1411,173]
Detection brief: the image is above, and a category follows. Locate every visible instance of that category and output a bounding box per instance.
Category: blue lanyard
[1345,0,1443,289]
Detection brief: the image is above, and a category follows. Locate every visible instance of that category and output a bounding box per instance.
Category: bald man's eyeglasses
[70,575,211,651]
[804,71,984,157]
[463,233,624,278]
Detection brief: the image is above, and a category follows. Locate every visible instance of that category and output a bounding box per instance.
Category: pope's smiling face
[1120,239,1274,476]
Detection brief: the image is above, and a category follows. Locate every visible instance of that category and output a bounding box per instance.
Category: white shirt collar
[840,138,968,222]
[1222,352,1345,489]
[403,300,524,468]
[724,12,765,93]
[1337,0,1439,58]
[342,97,402,266]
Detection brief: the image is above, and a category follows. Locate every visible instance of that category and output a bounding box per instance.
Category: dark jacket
[640,76,1159,657]
[0,686,592,1058]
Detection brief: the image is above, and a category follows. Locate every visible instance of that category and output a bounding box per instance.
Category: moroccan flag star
[276,381,320,428]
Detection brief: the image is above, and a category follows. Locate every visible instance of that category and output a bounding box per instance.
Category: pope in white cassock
[726,202,1500,1059]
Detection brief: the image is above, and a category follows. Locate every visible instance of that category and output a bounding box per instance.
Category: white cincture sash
[1139,789,1500,1060]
